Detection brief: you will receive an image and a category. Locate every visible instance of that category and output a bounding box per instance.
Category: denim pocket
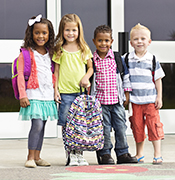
[155,122,164,138]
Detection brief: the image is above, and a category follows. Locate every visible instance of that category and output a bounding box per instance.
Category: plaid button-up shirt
[93,49,119,105]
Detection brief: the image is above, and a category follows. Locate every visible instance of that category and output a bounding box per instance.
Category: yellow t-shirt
[52,47,92,93]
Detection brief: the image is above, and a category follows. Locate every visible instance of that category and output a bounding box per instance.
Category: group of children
[17,13,165,168]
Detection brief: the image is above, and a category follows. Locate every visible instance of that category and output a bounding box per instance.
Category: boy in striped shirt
[126,23,165,164]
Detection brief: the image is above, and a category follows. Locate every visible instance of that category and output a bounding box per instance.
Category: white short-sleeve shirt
[126,51,165,104]
[26,50,54,100]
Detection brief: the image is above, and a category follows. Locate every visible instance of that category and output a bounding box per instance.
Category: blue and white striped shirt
[123,51,165,104]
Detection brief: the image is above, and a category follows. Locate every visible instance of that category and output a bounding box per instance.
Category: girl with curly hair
[17,14,58,168]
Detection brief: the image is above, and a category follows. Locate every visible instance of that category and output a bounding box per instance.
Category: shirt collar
[129,51,153,61]
[93,49,114,60]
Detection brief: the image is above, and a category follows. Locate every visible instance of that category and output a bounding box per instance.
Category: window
[0,64,20,112]
[124,0,175,109]
[161,63,175,109]
[0,0,46,39]
[124,0,175,41]
[61,0,109,52]
[0,0,47,112]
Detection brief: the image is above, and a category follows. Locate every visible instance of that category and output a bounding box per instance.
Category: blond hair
[130,23,151,40]
[54,13,90,60]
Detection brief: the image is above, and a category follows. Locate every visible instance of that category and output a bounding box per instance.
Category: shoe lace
[76,153,84,160]
[70,153,77,160]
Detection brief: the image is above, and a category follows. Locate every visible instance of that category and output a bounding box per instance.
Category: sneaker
[76,152,89,166]
[101,154,115,165]
[117,153,138,164]
[69,153,79,166]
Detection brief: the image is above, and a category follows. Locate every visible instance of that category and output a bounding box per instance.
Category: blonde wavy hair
[54,14,90,60]
[130,23,151,40]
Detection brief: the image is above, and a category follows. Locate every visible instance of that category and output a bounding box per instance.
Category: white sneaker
[69,153,79,166]
[76,152,89,166]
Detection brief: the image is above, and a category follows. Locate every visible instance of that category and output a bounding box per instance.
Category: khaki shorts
[129,103,164,143]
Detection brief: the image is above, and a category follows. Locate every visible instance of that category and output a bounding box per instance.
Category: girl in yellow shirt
[53,14,93,166]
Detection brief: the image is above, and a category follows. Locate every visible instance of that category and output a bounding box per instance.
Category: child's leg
[145,104,164,163]
[130,103,147,159]
[97,105,114,165]
[35,120,46,160]
[27,119,46,159]
[25,119,48,167]
[27,119,45,159]
[136,141,145,162]
[62,126,70,165]
[112,103,137,164]
[58,93,79,166]
[63,126,88,166]
[27,149,35,160]
[34,150,41,161]
[62,126,79,166]
[152,140,162,163]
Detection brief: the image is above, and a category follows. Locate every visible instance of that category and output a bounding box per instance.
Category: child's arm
[121,56,132,108]
[123,91,129,108]
[54,63,61,103]
[79,59,93,88]
[17,52,30,108]
[155,78,163,109]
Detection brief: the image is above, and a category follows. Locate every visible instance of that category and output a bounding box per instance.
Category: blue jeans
[58,93,80,126]
[28,119,46,151]
[99,103,129,157]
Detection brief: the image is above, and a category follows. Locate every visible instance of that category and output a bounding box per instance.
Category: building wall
[0,0,174,139]
[0,0,58,139]
[112,0,175,134]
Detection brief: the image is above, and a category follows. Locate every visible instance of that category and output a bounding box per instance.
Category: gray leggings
[28,119,46,151]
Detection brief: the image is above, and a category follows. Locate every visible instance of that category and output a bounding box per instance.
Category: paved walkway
[0,135,175,180]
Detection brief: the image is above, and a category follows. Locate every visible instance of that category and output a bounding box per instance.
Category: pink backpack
[11,48,54,100]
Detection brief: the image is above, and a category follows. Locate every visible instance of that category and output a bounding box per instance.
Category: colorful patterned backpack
[11,48,54,100]
[65,94,104,151]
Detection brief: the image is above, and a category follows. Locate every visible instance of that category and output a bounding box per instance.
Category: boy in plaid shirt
[91,25,137,164]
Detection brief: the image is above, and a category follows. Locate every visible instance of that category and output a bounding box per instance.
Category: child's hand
[54,90,61,103]
[123,91,129,108]
[155,96,162,109]
[155,78,162,109]
[79,75,90,88]
[20,97,30,108]
[123,100,129,108]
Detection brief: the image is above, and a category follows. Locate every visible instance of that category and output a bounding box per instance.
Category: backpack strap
[124,52,130,69]
[92,57,96,72]
[152,55,156,83]
[89,57,95,84]
[20,48,31,82]
[114,51,124,81]
[152,55,156,72]
[51,60,55,73]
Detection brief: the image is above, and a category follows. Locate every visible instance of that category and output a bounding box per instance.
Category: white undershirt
[26,50,54,100]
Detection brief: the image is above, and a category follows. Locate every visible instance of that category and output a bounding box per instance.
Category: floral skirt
[18,100,58,121]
